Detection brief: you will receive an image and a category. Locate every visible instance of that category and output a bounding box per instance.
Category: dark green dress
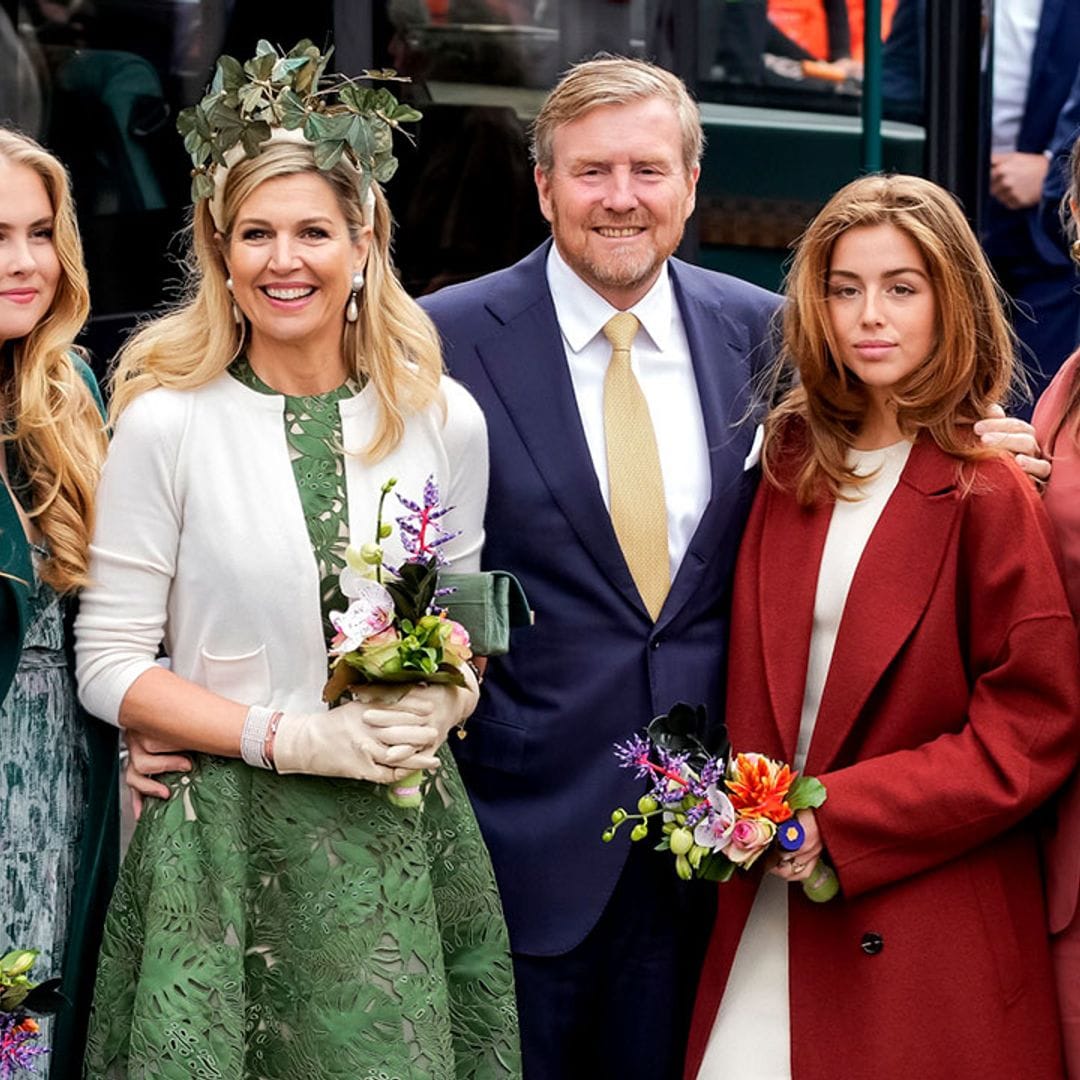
[83,363,520,1079]
[0,548,83,1049]
[0,358,118,1078]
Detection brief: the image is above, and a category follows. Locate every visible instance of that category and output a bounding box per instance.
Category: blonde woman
[0,127,113,1075]
[74,46,519,1079]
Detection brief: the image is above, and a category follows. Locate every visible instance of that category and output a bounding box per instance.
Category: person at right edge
[1033,128,1080,1080]
[984,0,1080,410]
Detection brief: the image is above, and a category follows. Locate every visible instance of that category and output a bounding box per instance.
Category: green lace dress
[83,361,520,1079]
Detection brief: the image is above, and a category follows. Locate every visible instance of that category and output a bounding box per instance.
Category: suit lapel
[474,245,645,611]
[1023,0,1064,145]
[758,485,832,761]
[804,440,961,774]
[657,262,762,630]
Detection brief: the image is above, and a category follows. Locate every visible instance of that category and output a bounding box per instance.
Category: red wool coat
[686,435,1080,1080]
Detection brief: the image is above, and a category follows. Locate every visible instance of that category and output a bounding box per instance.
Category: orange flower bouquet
[603,703,838,902]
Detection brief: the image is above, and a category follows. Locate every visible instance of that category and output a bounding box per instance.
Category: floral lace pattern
[85,751,519,1079]
[84,368,520,1078]
[230,356,358,630]
[1,554,84,1061]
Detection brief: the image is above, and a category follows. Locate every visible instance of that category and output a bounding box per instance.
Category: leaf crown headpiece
[177,39,422,228]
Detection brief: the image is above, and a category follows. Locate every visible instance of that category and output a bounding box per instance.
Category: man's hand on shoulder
[974,404,1051,485]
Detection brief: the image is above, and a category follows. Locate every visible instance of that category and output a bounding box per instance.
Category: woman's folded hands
[273,698,440,782]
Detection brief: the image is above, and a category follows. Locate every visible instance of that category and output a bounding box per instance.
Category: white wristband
[241,705,275,770]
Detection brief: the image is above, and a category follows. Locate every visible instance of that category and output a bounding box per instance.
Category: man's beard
[552,206,685,293]
[580,242,665,291]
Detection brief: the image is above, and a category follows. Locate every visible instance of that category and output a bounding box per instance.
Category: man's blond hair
[531,55,704,175]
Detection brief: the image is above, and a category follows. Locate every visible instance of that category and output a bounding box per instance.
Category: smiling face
[534,97,699,309]
[225,170,370,359]
[0,161,61,349]
[826,223,938,426]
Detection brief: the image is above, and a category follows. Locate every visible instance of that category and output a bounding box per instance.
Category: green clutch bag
[436,570,532,657]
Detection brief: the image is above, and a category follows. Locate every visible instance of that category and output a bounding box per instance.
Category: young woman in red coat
[1033,136,1080,1080]
[687,173,1080,1080]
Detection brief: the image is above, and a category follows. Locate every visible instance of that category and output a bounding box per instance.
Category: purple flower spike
[613,735,653,779]
[0,1013,48,1077]
[395,476,459,565]
[699,758,723,789]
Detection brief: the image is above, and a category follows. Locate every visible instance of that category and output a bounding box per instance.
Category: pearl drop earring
[225,277,242,325]
[345,270,364,323]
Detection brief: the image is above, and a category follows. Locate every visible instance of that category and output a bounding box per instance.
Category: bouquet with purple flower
[604,704,838,902]
[322,476,474,807]
[0,949,62,1077]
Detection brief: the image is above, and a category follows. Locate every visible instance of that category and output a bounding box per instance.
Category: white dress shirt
[545,243,711,584]
[992,0,1043,154]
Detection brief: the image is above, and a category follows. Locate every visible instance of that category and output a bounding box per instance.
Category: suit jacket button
[860,932,883,956]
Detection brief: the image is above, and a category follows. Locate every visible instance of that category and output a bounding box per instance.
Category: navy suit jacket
[1035,63,1080,267]
[984,0,1080,265]
[421,243,779,955]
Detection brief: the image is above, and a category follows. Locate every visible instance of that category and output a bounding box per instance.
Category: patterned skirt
[84,745,520,1079]
[0,575,85,1068]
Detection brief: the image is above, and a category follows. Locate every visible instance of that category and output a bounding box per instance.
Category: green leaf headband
[177,38,422,230]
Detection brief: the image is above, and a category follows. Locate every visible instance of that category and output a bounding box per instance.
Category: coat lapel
[473,244,645,611]
[0,479,31,698]
[804,440,962,774]
[758,485,832,760]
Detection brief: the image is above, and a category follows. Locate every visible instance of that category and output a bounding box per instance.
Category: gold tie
[602,311,670,621]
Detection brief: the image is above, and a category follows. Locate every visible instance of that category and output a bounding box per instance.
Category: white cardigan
[75,371,488,723]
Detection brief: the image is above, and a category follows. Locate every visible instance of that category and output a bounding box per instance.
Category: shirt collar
[545,242,675,356]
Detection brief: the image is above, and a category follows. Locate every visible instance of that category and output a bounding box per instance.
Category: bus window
[692,0,926,289]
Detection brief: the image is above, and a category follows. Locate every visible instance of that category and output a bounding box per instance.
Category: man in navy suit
[421,57,779,1078]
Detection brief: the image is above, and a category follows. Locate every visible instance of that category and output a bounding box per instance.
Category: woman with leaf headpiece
[74,40,519,1079]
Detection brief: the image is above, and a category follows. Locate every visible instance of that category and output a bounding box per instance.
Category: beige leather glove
[272,699,440,781]
[361,665,481,754]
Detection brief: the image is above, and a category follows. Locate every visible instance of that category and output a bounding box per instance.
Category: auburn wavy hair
[108,141,443,460]
[0,128,106,593]
[762,173,1020,504]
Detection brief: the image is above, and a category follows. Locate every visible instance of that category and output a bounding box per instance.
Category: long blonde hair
[109,142,443,459]
[0,128,106,593]
[763,173,1019,503]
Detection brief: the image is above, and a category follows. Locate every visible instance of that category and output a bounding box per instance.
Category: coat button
[860,932,883,956]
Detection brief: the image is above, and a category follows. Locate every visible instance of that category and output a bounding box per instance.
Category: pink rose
[725,816,777,867]
[441,619,473,664]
